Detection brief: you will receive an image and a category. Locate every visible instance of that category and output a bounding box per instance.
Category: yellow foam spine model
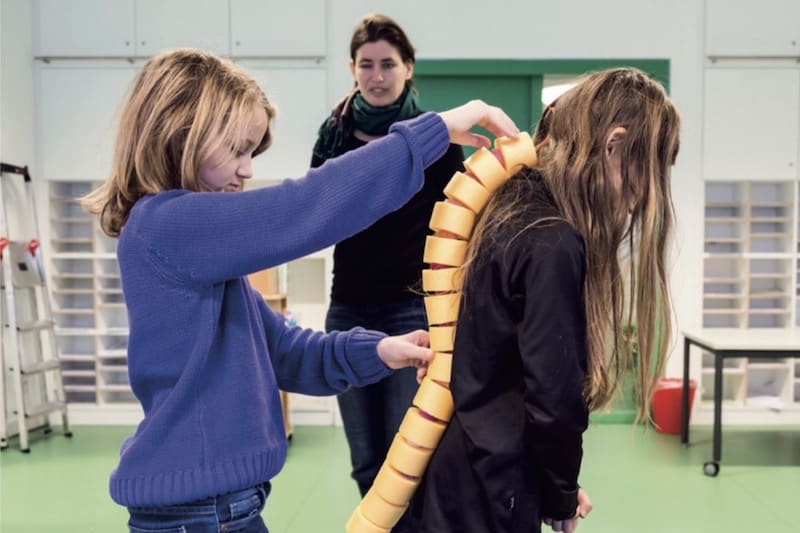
[346,133,537,532]
[421,267,462,293]
[428,326,455,352]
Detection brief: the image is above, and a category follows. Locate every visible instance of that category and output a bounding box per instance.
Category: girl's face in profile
[198,106,268,192]
[350,39,413,108]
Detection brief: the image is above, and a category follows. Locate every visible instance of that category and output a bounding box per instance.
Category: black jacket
[413,177,589,532]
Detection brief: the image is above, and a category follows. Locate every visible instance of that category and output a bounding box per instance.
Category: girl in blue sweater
[81,48,518,532]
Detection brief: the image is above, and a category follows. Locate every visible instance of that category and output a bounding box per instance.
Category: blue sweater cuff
[389,112,449,169]
[345,328,392,385]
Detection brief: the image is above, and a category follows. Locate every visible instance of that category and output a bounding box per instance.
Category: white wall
[0,0,38,239]
[0,0,34,168]
[328,0,706,376]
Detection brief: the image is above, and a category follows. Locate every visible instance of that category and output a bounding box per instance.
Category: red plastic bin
[652,377,696,434]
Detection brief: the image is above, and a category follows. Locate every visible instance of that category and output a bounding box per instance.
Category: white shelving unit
[700,180,800,419]
[699,3,800,427]
[49,181,138,421]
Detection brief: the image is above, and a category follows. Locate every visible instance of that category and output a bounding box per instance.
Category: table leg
[713,350,723,464]
[681,336,691,445]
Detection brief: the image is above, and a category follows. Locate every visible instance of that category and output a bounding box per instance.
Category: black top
[413,176,589,533]
[311,124,464,303]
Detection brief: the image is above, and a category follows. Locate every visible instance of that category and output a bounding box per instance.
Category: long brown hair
[81,48,275,237]
[464,68,680,420]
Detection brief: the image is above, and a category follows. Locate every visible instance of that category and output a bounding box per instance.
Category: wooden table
[681,328,800,476]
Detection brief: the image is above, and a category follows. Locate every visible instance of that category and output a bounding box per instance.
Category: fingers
[475,102,519,140]
[416,364,428,384]
[407,344,433,366]
[376,331,433,370]
[550,518,578,533]
[452,132,491,149]
[406,329,430,347]
[578,500,592,518]
[438,100,520,148]
[577,488,593,518]
[544,516,581,533]
[404,330,433,365]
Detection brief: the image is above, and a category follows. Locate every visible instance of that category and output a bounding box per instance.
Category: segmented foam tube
[346,133,537,532]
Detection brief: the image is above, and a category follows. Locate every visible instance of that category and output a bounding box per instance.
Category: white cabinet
[700,180,800,415]
[136,0,230,56]
[49,181,135,408]
[239,62,328,181]
[35,0,227,57]
[230,0,326,57]
[703,68,800,182]
[37,64,137,181]
[34,0,327,59]
[34,0,135,57]
[705,0,800,57]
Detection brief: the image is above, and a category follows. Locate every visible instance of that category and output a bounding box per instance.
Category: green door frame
[416,58,670,134]
[416,59,671,424]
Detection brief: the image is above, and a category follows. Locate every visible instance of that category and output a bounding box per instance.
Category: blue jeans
[326,299,427,533]
[127,483,270,532]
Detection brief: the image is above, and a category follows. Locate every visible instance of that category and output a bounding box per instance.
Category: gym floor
[1,424,798,532]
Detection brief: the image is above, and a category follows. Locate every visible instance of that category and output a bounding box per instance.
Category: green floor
[1,424,799,532]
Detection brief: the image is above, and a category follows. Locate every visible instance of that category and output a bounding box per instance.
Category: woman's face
[350,39,413,107]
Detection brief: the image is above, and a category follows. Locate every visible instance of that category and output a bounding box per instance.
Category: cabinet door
[38,65,137,181]
[34,0,135,57]
[136,0,229,56]
[703,68,800,181]
[238,64,328,181]
[705,0,800,57]
[230,0,326,57]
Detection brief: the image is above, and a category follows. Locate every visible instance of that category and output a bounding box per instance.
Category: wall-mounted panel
[703,68,799,181]
[705,0,800,57]
[37,65,137,181]
[231,0,326,57]
[136,0,229,56]
[35,0,135,57]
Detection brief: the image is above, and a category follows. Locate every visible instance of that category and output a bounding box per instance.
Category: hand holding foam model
[346,132,539,532]
[377,330,433,383]
[438,100,520,148]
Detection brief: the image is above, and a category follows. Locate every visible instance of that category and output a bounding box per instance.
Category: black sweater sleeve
[513,222,589,520]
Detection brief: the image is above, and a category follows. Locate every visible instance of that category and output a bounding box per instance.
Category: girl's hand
[543,488,592,533]
[377,330,433,382]
[438,100,520,148]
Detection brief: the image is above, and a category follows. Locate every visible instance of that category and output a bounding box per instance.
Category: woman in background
[310,14,464,533]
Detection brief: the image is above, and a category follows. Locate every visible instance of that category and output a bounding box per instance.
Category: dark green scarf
[314,86,420,161]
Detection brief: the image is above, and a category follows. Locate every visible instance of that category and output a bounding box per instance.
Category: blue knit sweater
[109,113,448,507]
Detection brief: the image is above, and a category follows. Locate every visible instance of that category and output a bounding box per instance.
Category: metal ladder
[0,162,71,452]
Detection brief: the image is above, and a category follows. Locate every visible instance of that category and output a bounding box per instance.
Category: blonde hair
[82,48,276,236]
[463,68,680,420]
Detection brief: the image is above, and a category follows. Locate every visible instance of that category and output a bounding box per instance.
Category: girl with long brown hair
[412,67,681,533]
